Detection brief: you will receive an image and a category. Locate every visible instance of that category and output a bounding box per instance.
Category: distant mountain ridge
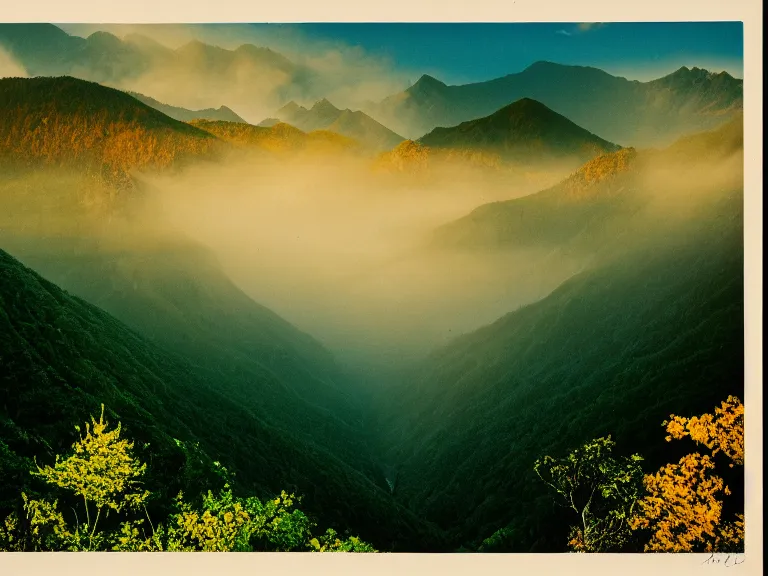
[0,24,741,149]
[127,91,247,123]
[0,23,316,118]
[365,61,743,146]
[275,98,405,151]
[418,97,620,163]
[0,24,306,83]
[189,119,362,155]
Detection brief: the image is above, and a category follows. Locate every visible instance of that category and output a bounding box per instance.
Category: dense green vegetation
[1,405,377,552]
[0,248,446,551]
[506,395,744,554]
[0,75,446,550]
[372,157,744,550]
[376,200,743,549]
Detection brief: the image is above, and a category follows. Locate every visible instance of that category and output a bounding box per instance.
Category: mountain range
[0,24,305,84]
[127,91,247,123]
[371,97,619,179]
[0,76,369,192]
[0,24,743,151]
[274,98,405,151]
[364,61,742,146]
[0,23,316,120]
[418,97,620,163]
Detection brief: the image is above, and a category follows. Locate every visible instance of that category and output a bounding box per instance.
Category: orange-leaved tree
[630,395,744,552]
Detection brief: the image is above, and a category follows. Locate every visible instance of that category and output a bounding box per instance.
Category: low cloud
[0,48,27,78]
[56,24,410,122]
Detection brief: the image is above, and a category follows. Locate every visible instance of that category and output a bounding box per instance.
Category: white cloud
[56,24,411,118]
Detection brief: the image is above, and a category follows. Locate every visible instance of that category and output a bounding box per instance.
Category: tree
[0,404,150,551]
[309,528,378,552]
[534,436,645,552]
[630,396,744,552]
[159,487,314,552]
[31,404,151,549]
[0,406,377,552]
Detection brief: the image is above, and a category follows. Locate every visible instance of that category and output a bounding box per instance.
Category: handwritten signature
[702,553,745,568]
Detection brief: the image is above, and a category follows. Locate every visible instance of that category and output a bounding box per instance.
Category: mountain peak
[257,117,281,127]
[668,65,708,78]
[176,39,216,55]
[507,97,545,108]
[277,100,303,115]
[410,74,447,91]
[524,60,563,71]
[235,43,270,52]
[86,31,124,48]
[0,23,72,42]
[494,97,555,118]
[311,98,340,113]
[418,96,619,163]
[656,65,738,85]
[521,60,613,79]
[234,43,278,58]
[123,33,167,49]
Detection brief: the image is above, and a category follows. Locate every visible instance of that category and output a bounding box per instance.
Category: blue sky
[61,22,744,86]
[252,22,744,84]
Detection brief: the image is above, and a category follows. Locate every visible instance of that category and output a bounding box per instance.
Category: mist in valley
[139,152,586,375]
[0,116,743,383]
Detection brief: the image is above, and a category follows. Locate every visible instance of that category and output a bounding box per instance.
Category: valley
[0,22,748,554]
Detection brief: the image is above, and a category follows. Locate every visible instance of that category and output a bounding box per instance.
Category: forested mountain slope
[372,119,744,550]
[0,248,447,551]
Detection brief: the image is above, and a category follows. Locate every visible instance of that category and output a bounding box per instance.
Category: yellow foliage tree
[0,405,377,553]
[664,395,744,465]
[0,405,151,551]
[33,404,150,517]
[630,396,744,552]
